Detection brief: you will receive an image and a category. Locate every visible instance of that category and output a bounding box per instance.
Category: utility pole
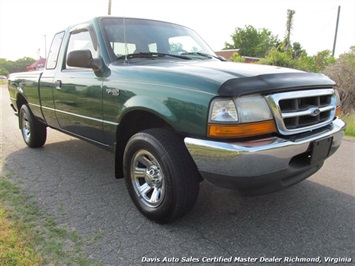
[108,0,112,15]
[332,6,341,57]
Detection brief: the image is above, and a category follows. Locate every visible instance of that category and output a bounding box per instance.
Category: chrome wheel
[124,129,200,223]
[19,105,47,148]
[130,150,165,208]
[21,111,31,143]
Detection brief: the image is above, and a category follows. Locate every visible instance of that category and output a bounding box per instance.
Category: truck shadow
[2,138,354,263]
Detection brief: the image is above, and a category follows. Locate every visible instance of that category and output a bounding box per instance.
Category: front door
[53,29,106,144]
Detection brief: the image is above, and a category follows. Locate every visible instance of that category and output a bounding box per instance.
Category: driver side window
[65,31,98,69]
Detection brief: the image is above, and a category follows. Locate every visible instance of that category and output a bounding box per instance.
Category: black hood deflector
[218,72,336,97]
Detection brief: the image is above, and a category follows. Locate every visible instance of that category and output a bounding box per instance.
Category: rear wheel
[19,104,47,148]
[123,129,200,223]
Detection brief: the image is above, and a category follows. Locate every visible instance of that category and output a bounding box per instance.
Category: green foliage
[292,42,306,59]
[225,22,337,74]
[0,57,36,76]
[259,48,335,73]
[259,48,296,68]
[231,52,245,63]
[0,176,44,265]
[0,67,9,76]
[224,25,279,58]
[340,114,355,137]
[294,50,335,72]
[324,47,355,114]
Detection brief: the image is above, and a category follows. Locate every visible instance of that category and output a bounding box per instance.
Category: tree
[224,25,279,58]
[0,58,10,76]
[283,9,296,51]
[0,57,36,76]
[259,48,296,68]
[259,48,335,73]
[292,42,306,59]
[13,57,36,72]
[0,67,9,76]
[230,52,245,62]
[323,47,355,114]
[294,50,335,72]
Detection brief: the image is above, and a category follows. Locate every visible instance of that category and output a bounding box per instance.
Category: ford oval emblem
[309,107,321,117]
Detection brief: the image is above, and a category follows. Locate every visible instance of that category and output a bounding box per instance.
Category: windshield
[100,18,216,61]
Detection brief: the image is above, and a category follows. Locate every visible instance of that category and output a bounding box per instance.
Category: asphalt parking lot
[1,85,354,265]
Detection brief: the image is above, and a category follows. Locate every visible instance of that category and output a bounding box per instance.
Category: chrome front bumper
[184,118,346,195]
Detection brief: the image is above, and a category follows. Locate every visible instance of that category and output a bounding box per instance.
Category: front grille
[265,89,337,135]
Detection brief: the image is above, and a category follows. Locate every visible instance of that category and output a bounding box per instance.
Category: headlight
[235,95,273,123]
[209,99,238,123]
[208,96,276,138]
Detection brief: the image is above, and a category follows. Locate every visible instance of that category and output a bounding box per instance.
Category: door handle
[55,80,62,90]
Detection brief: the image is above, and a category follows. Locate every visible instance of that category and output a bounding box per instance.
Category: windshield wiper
[181,52,227,61]
[116,52,192,60]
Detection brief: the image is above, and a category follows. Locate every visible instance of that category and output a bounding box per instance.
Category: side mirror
[67,50,102,72]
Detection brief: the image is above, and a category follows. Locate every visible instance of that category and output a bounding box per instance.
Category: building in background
[26,58,46,71]
[215,49,260,63]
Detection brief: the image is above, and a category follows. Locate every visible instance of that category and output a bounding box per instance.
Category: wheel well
[114,110,176,179]
[16,94,27,112]
[15,94,28,128]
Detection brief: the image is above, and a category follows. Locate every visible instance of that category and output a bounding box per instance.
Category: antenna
[123,17,128,63]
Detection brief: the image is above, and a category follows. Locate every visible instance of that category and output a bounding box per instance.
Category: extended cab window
[46,32,64,70]
[65,30,98,69]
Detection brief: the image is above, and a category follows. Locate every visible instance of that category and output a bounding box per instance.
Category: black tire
[123,128,200,223]
[19,104,47,148]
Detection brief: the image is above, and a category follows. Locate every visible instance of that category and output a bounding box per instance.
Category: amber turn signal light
[208,120,277,138]
[335,106,341,117]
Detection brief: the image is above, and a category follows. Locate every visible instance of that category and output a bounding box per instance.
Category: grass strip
[341,114,355,138]
[0,202,43,265]
[0,173,100,266]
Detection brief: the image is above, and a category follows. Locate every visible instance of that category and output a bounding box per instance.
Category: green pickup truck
[8,17,345,223]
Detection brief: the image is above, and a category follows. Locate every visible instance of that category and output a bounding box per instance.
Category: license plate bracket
[311,137,333,164]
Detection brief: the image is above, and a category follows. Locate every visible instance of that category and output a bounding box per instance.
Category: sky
[0,0,354,61]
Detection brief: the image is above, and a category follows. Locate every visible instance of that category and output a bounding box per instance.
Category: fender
[120,95,177,124]
[113,95,177,179]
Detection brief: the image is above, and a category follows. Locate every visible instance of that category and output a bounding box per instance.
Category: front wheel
[19,104,47,148]
[123,129,200,223]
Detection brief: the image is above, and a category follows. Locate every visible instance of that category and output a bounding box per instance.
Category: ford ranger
[8,17,345,223]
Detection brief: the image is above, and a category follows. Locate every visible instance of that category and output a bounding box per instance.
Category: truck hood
[110,60,335,96]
